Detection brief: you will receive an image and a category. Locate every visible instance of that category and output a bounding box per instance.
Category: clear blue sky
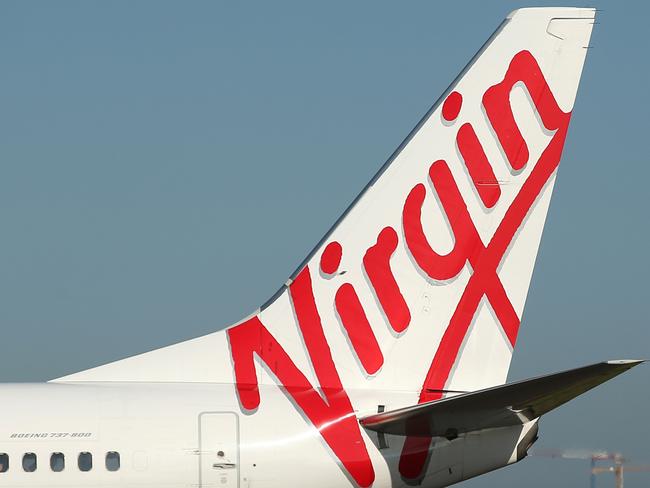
[1,1,648,486]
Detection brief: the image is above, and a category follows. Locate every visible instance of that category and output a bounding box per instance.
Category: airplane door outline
[199,411,240,488]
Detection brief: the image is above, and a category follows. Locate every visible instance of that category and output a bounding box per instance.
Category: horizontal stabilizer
[360,360,643,437]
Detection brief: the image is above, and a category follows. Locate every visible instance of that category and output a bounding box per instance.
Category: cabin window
[50,452,65,472]
[22,453,37,472]
[106,451,120,471]
[78,452,93,472]
[0,453,8,473]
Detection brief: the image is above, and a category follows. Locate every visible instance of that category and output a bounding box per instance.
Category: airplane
[0,6,643,488]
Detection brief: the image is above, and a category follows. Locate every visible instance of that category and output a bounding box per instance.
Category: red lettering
[457,123,501,208]
[321,241,343,275]
[483,50,567,170]
[442,91,463,122]
[228,268,375,487]
[363,227,411,333]
[398,49,572,480]
[335,283,384,375]
[403,173,476,282]
[228,49,573,486]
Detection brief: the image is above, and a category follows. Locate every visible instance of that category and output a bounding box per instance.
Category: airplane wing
[360,360,644,438]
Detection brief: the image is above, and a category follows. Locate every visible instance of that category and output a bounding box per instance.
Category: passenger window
[78,452,93,472]
[23,453,37,472]
[0,453,8,473]
[106,451,120,471]
[50,452,65,472]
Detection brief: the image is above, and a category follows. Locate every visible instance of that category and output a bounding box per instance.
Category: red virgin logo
[228,50,572,486]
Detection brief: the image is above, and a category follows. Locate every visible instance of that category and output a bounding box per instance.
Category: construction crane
[591,458,650,488]
[531,448,650,488]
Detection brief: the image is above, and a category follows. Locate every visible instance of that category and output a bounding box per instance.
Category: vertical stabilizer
[55,8,596,487]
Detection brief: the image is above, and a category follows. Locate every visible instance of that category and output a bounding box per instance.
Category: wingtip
[605,359,646,367]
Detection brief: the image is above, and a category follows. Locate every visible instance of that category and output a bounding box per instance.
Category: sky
[0,1,648,486]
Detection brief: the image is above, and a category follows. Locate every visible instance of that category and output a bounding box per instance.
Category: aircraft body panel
[0,382,534,488]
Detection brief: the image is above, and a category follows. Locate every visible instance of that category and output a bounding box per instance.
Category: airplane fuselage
[0,383,535,488]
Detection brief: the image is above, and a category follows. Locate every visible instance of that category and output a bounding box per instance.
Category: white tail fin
[224,6,596,396]
[54,9,595,486]
[56,5,595,414]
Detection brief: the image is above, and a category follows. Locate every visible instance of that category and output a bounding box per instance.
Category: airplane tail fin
[226,7,597,397]
[56,7,597,397]
[54,9,599,487]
